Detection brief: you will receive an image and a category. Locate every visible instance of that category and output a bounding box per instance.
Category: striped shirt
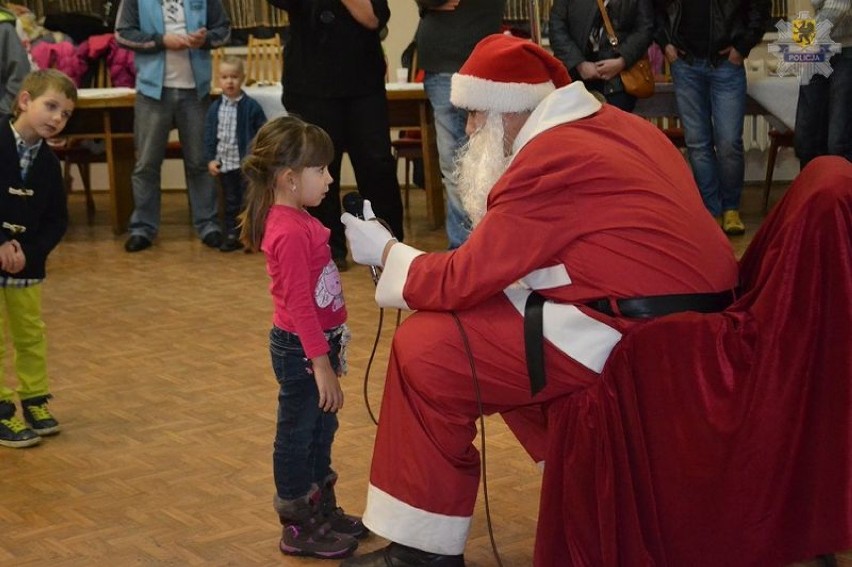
[216,95,242,173]
[11,123,42,180]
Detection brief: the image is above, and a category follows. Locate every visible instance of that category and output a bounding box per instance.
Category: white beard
[456,113,511,228]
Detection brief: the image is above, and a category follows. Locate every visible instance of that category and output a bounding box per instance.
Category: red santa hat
[450,34,571,113]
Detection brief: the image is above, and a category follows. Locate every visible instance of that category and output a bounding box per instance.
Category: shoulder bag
[593,0,655,99]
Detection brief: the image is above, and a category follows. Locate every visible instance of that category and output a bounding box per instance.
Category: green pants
[0,284,49,402]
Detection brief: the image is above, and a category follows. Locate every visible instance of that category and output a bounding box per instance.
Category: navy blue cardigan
[203,93,268,165]
[0,116,68,280]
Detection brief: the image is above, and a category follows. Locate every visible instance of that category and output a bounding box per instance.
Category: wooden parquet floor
[1,184,848,567]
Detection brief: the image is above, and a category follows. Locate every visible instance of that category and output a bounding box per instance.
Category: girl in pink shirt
[240,116,365,560]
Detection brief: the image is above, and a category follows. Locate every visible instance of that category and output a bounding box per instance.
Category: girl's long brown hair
[239,115,334,251]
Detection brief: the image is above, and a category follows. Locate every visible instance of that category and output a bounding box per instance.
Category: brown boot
[320,473,369,539]
[274,485,358,559]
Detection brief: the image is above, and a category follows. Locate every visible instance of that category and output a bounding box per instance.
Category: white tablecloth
[243,85,287,119]
[746,75,799,131]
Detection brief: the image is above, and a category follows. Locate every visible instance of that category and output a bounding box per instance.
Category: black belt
[523,289,736,396]
[584,290,736,319]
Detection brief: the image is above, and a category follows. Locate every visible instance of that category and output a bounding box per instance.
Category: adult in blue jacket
[116,0,231,252]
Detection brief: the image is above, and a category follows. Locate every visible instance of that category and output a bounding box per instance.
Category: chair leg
[404,158,412,211]
[77,161,96,223]
[763,138,780,215]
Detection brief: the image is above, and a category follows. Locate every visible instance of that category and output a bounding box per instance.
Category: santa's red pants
[362,294,612,555]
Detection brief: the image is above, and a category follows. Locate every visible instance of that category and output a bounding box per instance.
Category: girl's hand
[313,356,344,413]
[208,160,221,176]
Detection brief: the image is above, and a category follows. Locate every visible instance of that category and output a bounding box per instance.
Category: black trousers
[283,91,404,259]
[219,169,246,237]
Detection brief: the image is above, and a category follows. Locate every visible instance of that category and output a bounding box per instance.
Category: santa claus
[340,34,738,566]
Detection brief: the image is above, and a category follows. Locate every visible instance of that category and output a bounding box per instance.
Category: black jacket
[654,0,770,62]
[0,117,68,279]
[266,0,389,99]
[550,0,655,73]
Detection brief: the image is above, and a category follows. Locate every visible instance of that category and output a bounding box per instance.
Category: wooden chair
[763,128,795,214]
[51,58,115,222]
[389,49,425,211]
[245,34,282,86]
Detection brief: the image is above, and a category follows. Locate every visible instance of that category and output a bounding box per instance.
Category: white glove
[340,199,395,267]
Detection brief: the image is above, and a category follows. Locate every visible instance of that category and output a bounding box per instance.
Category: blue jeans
[424,72,471,249]
[670,59,746,216]
[270,326,341,500]
[130,89,220,240]
[795,49,852,167]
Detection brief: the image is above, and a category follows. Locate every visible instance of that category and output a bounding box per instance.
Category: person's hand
[162,33,190,50]
[340,199,395,267]
[595,57,626,82]
[432,0,461,11]
[664,44,681,64]
[0,240,25,274]
[718,46,744,66]
[208,160,221,176]
[577,61,602,80]
[313,356,343,412]
[187,28,207,49]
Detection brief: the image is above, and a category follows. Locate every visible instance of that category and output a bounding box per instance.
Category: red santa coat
[361,83,738,556]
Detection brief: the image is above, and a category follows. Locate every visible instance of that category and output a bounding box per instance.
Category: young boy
[0,69,76,448]
[203,56,267,252]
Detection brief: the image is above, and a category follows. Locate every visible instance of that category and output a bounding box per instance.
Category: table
[634,81,788,127]
[63,88,136,235]
[745,75,799,131]
[65,85,445,234]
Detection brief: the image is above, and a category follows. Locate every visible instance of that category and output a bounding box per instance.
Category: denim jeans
[795,49,852,167]
[424,72,471,249]
[270,326,341,500]
[130,89,220,240]
[670,58,746,216]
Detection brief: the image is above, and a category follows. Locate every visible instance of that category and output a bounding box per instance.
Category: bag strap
[593,0,619,48]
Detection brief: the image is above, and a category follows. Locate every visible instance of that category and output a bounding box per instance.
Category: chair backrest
[245,33,282,86]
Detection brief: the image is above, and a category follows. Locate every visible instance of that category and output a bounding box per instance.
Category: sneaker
[0,416,41,448]
[274,489,358,559]
[22,401,61,436]
[722,210,745,235]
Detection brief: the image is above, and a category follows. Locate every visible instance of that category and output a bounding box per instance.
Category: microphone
[342,192,381,284]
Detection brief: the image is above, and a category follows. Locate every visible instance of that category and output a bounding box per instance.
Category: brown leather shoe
[340,543,465,566]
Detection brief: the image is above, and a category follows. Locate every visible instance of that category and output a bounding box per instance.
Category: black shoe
[340,543,465,566]
[21,399,61,436]
[202,231,223,248]
[219,234,244,252]
[124,235,152,252]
